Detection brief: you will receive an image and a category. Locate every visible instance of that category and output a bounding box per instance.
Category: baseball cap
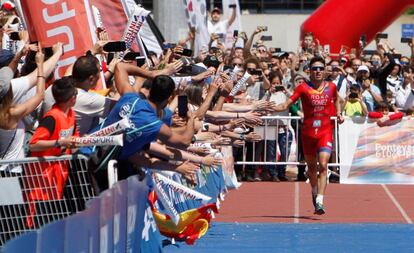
[0,66,14,100]
[212,7,221,14]
[1,1,15,11]
[357,65,370,73]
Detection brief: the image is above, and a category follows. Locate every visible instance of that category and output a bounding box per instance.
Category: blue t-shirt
[102,93,164,160]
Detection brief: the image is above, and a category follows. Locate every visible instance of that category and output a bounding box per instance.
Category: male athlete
[274,56,344,214]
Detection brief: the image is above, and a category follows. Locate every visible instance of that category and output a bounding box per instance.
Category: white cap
[357,65,370,73]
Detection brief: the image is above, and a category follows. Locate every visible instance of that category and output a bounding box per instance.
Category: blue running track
[164,222,414,253]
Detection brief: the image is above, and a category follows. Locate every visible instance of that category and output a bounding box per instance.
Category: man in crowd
[207,6,236,36]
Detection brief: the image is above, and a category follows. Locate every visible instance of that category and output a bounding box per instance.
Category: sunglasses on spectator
[258,49,266,53]
[233,63,243,67]
[310,66,325,71]
[247,68,256,73]
[401,61,409,65]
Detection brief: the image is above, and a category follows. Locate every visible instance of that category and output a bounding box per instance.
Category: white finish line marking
[381,184,412,224]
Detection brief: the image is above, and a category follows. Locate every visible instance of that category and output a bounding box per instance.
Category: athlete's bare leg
[317,152,331,196]
[304,154,318,190]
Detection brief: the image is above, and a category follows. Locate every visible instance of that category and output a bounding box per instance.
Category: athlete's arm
[334,88,345,124]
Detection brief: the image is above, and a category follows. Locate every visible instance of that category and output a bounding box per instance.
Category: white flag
[184,0,210,56]
[222,0,242,48]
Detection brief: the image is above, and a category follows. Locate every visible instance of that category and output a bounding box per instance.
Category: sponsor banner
[152,172,212,203]
[73,134,123,147]
[229,71,251,97]
[121,7,150,52]
[19,0,95,78]
[89,118,131,137]
[339,118,414,184]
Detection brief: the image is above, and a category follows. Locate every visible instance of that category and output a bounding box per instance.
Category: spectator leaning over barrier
[29,77,78,156]
[99,61,199,179]
[43,50,117,135]
[0,45,46,162]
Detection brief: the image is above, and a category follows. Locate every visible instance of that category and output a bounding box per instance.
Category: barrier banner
[339,118,414,184]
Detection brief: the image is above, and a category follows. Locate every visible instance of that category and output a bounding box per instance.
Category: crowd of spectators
[1,2,414,188]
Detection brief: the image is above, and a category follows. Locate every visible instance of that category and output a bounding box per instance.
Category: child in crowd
[344,84,368,116]
[29,77,78,156]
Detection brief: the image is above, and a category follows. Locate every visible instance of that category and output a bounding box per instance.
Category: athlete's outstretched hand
[337,114,344,124]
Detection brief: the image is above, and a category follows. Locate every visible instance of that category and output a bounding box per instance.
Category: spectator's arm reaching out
[157,115,196,149]
[10,47,45,119]
[226,5,237,29]
[114,61,182,95]
[25,42,64,88]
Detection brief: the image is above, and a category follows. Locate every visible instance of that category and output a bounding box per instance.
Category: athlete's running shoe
[314,202,325,215]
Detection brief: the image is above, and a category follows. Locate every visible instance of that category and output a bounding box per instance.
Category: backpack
[336,75,346,92]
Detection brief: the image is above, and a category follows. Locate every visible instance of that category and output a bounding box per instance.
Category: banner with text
[339,118,414,184]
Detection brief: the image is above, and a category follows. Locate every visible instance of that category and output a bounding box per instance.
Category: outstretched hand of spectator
[92,40,108,55]
[176,160,199,184]
[201,155,223,167]
[52,42,64,55]
[245,132,262,142]
[35,43,45,65]
[242,111,263,125]
[165,60,183,75]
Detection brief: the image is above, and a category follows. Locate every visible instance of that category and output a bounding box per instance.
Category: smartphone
[178,95,188,118]
[229,4,237,8]
[360,34,366,44]
[9,32,20,41]
[274,47,281,53]
[275,86,284,92]
[267,63,272,69]
[260,35,272,41]
[136,56,146,67]
[216,33,225,39]
[123,52,141,61]
[233,30,238,38]
[258,26,268,32]
[181,48,193,57]
[376,33,388,39]
[223,65,234,72]
[401,37,412,43]
[250,69,262,76]
[363,50,376,55]
[103,41,127,52]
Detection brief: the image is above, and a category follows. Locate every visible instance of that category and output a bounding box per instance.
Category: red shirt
[290,81,337,136]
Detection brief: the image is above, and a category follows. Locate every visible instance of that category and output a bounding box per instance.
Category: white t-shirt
[0,76,33,166]
[207,20,228,35]
[43,87,113,135]
[266,91,289,126]
[332,74,348,100]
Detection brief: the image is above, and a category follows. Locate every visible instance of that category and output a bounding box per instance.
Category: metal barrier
[0,155,95,246]
[235,115,340,167]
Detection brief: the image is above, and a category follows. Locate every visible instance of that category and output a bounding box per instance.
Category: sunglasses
[310,66,325,71]
[233,63,243,67]
[401,61,409,66]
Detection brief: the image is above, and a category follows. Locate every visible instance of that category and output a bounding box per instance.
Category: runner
[273,56,344,214]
